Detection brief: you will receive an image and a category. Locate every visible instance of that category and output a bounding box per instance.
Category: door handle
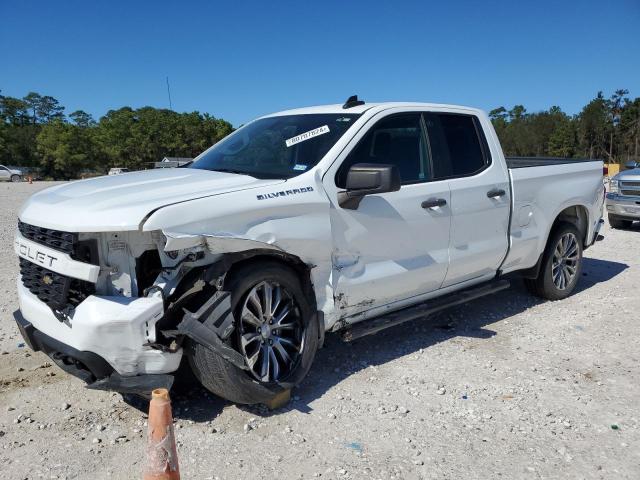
[421,198,447,209]
[487,188,506,198]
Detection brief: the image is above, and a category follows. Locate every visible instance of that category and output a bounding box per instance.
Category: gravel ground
[1,181,639,480]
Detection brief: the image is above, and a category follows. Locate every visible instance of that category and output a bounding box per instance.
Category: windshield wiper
[190,166,288,180]
[211,168,257,177]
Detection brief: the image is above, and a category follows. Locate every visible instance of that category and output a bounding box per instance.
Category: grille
[18,221,98,313]
[620,181,640,197]
[18,221,77,256]
[19,258,94,312]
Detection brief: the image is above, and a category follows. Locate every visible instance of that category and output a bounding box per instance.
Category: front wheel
[188,261,319,405]
[524,222,583,300]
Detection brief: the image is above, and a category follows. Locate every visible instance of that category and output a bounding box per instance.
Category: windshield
[189,113,360,179]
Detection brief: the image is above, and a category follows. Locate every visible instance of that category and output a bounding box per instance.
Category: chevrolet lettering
[15,240,58,268]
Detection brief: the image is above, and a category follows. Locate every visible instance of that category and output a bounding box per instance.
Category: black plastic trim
[608,213,639,221]
[13,310,174,394]
[14,310,112,381]
[341,280,510,342]
[506,157,603,169]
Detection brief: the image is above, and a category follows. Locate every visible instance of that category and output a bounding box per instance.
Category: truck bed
[506,156,603,169]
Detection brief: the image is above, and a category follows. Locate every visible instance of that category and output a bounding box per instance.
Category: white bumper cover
[17,281,182,376]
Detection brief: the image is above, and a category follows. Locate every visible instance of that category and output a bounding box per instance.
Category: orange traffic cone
[143,388,180,480]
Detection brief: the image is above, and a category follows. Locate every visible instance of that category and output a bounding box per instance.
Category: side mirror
[338,163,401,209]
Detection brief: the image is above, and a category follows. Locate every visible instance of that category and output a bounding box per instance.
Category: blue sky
[1,0,639,126]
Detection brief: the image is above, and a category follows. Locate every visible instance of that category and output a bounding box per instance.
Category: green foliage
[493,90,639,164]
[1,88,638,179]
[0,90,234,178]
[36,120,97,178]
[69,110,95,127]
[95,107,233,171]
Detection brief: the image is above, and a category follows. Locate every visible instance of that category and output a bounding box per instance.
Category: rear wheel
[188,261,319,405]
[10,174,21,183]
[608,214,632,229]
[524,222,583,300]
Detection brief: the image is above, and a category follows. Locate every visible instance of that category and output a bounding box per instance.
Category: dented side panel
[142,171,338,329]
[320,107,455,320]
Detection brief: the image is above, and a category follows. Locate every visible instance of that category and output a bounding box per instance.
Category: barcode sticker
[285,125,330,147]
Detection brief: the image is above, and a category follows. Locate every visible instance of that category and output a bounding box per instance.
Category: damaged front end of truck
[14,109,362,401]
[15,187,332,401]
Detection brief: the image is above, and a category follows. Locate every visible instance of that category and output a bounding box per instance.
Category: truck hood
[615,168,640,181]
[19,168,283,232]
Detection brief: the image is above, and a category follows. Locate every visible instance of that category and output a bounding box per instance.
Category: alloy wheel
[237,281,304,382]
[551,232,579,290]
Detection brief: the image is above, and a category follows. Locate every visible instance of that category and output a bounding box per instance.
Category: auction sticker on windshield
[285,125,330,147]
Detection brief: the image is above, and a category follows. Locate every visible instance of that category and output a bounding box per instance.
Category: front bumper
[606,193,640,220]
[14,311,174,394]
[17,280,182,378]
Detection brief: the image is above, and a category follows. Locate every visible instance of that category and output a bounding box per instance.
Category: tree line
[490,89,639,162]
[0,91,233,179]
[1,89,639,179]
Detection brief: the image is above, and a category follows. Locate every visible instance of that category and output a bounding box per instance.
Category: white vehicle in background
[606,165,640,228]
[13,96,605,406]
[108,167,130,175]
[0,164,23,182]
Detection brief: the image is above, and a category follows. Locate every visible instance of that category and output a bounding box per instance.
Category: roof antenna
[166,76,173,110]
[343,95,365,109]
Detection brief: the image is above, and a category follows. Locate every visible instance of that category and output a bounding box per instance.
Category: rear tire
[10,175,21,183]
[608,214,632,229]
[188,261,319,405]
[524,222,583,300]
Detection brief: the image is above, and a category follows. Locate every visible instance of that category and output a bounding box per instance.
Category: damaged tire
[189,261,319,405]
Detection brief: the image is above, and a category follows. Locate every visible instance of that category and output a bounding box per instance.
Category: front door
[323,111,451,318]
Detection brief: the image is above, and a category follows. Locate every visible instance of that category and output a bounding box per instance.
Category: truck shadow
[574,256,629,293]
[159,256,627,421]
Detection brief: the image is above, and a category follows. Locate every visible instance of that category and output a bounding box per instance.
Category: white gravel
[1,181,639,479]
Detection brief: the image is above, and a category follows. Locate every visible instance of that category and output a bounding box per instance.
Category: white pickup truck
[13,97,605,405]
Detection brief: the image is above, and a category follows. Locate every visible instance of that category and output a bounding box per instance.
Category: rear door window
[424,113,490,179]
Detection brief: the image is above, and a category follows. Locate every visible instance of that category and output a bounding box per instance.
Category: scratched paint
[145,427,179,475]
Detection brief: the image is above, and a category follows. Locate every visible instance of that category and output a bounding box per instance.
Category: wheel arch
[520,204,589,280]
[174,250,323,403]
[552,204,589,247]
[164,248,318,320]
[157,248,322,346]
[222,250,318,310]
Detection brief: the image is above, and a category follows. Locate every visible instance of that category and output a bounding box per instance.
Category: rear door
[0,166,9,181]
[423,113,510,287]
[323,111,451,318]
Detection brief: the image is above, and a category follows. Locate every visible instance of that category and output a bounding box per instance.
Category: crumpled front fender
[141,172,338,329]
